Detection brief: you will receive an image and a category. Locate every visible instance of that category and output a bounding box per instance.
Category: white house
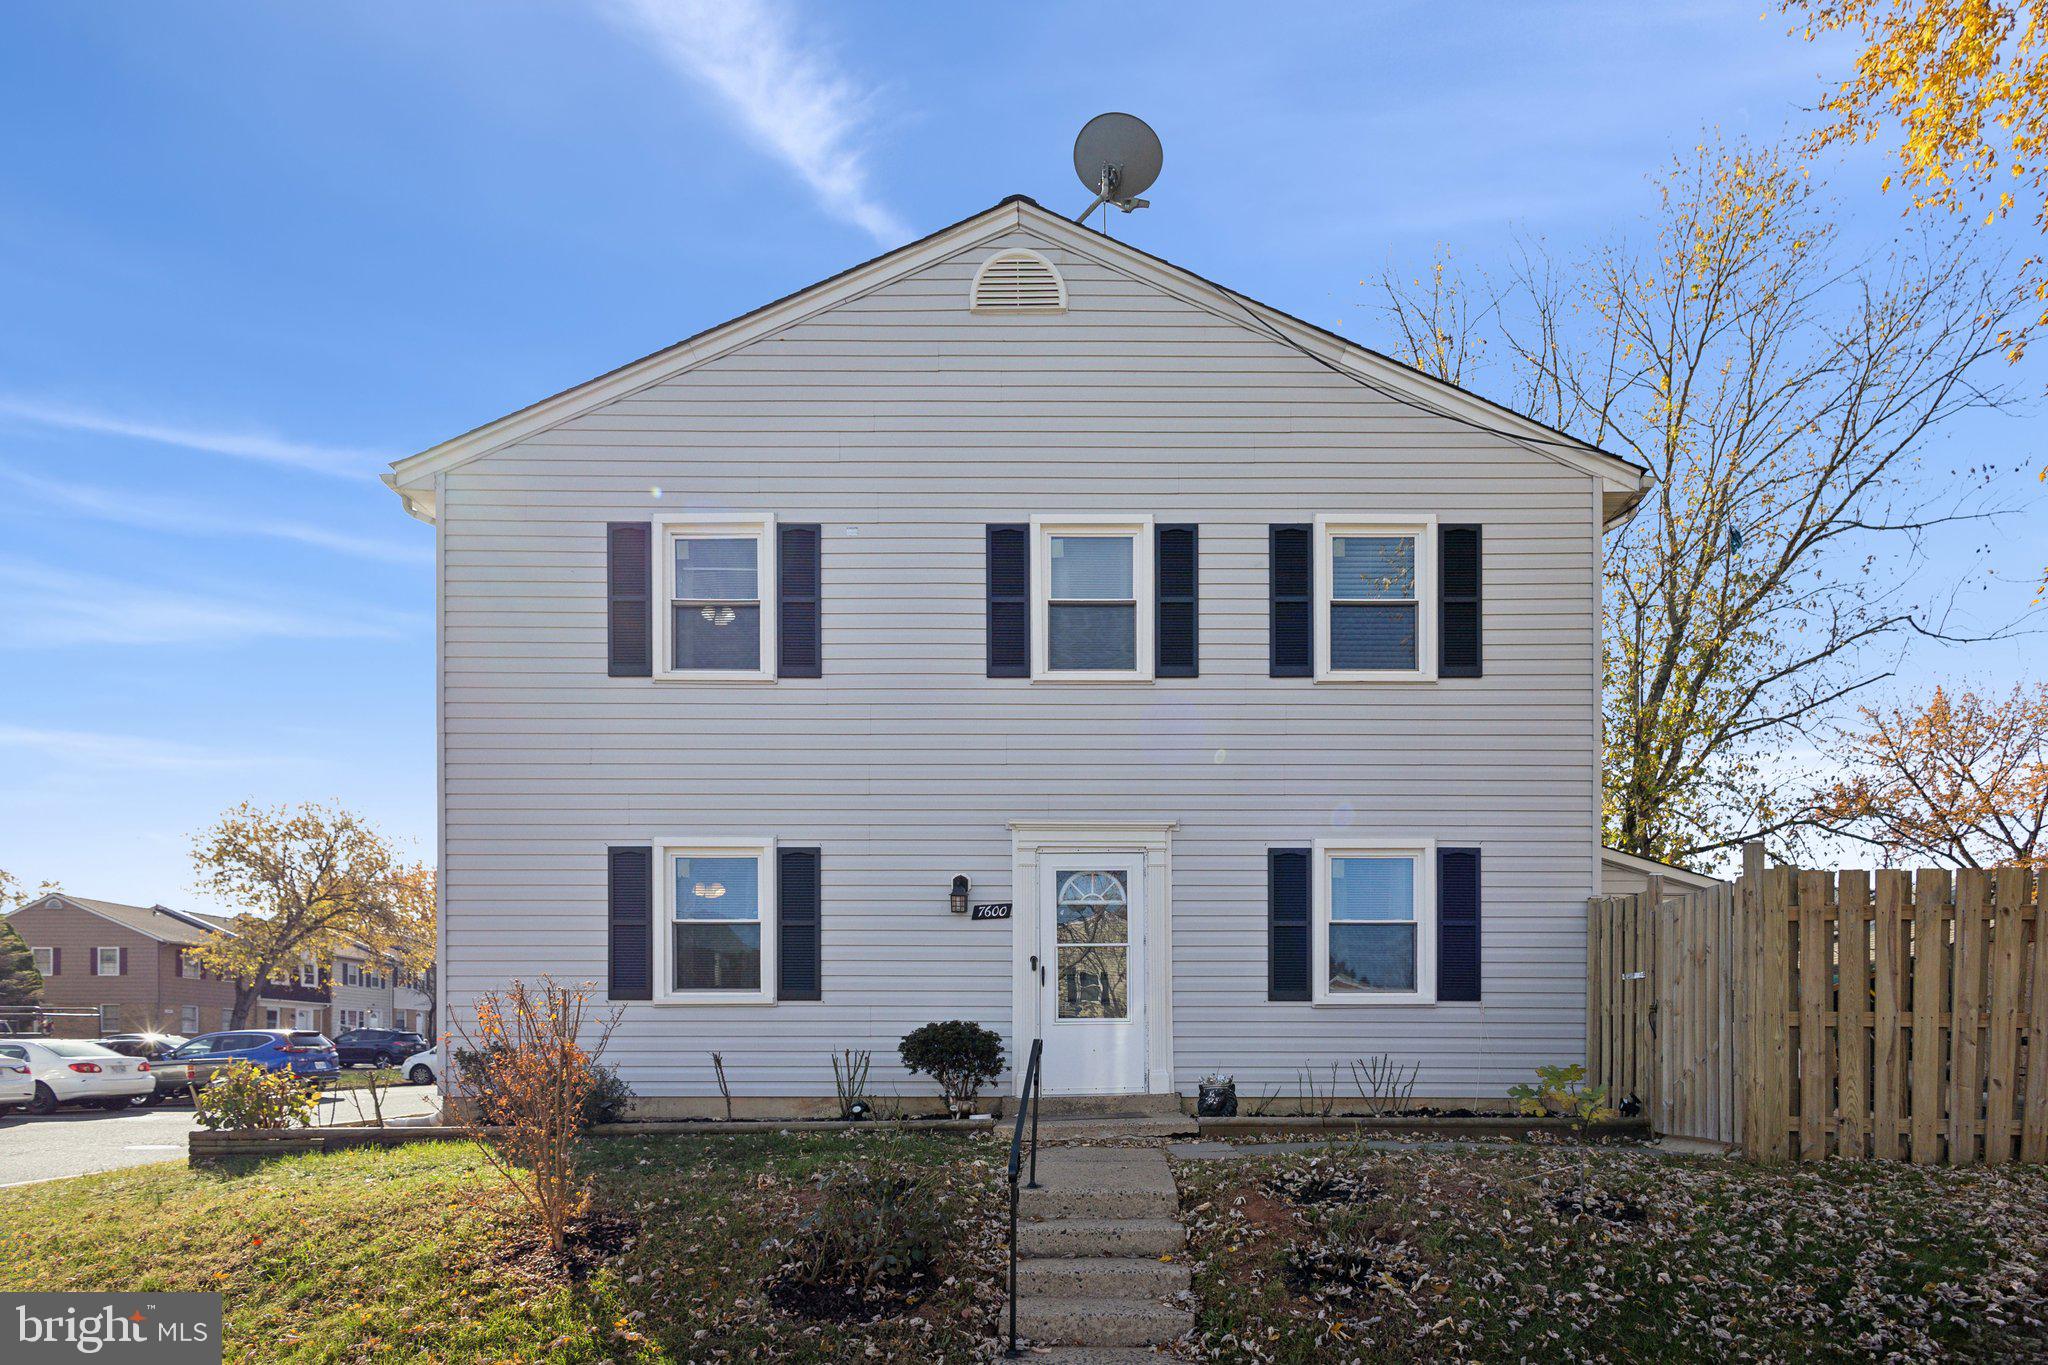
[384,196,1649,1114]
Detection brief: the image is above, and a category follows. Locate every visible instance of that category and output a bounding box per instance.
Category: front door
[1037,855,1147,1094]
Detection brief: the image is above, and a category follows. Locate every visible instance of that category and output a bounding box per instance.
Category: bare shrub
[454,978,620,1255]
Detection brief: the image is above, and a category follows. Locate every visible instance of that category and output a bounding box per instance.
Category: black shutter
[607,522,653,677]
[607,846,653,1001]
[1156,523,1199,677]
[777,847,822,1001]
[1440,525,1482,678]
[1268,847,1312,1001]
[986,524,1030,678]
[1437,847,1482,1002]
[1269,524,1313,677]
[778,523,822,678]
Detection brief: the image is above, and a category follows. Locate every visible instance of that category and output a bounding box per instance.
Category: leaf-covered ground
[0,1131,1007,1363]
[1174,1145,2048,1363]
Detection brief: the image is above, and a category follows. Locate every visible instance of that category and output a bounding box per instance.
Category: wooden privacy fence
[1589,854,2048,1164]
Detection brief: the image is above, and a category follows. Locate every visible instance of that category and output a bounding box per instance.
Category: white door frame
[1009,820,1175,1096]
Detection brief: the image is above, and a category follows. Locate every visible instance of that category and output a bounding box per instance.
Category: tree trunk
[230,982,260,1029]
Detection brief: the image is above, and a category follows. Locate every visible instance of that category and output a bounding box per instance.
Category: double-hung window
[31,947,53,976]
[180,950,203,980]
[1315,515,1436,681]
[661,838,777,1003]
[96,946,121,976]
[1031,515,1154,680]
[658,515,776,681]
[1313,840,1435,1004]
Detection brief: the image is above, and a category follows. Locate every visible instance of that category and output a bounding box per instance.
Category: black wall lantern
[949,875,971,915]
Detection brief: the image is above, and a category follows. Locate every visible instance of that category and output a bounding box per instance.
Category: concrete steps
[1018,1256,1190,1297]
[1012,1142,1192,1353]
[1017,1296,1195,1348]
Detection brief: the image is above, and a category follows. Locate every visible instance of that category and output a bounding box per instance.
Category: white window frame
[654,513,778,684]
[1314,514,1437,683]
[180,950,203,980]
[1312,838,1436,1006]
[341,961,362,987]
[180,1005,200,1034]
[299,958,319,987]
[96,946,121,976]
[655,836,778,1004]
[31,947,52,976]
[1030,514,1155,682]
[263,1007,281,1029]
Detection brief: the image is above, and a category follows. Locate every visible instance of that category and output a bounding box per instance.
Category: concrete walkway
[1014,1144,1193,1359]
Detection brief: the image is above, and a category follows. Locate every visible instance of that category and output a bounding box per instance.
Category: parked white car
[0,1038,155,1114]
[0,1056,33,1114]
[399,1047,438,1086]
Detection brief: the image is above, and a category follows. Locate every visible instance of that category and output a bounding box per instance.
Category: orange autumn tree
[187,802,411,1027]
[1816,682,2048,867]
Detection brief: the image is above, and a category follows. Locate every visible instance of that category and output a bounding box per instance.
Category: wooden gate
[1587,881,1742,1146]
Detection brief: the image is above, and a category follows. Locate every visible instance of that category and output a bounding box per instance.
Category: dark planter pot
[1197,1081,1238,1117]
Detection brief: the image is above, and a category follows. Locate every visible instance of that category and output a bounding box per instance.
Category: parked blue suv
[153,1029,340,1099]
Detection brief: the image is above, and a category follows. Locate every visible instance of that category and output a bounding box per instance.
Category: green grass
[1175,1144,2048,1363]
[0,1131,1005,1363]
[315,1067,410,1093]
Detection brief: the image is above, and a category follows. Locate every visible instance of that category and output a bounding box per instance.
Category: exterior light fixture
[950,875,970,915]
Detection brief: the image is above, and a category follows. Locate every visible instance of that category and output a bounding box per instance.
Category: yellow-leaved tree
[1376,137,2030,867]
[187,802,413,1028]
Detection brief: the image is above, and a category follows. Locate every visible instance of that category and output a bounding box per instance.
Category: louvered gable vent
[971,249,1066,313]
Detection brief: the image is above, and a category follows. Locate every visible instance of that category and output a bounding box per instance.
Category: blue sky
[1,2,2040,907]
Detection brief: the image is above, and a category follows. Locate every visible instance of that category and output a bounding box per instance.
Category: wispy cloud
[0,724,261,773]
[0,561,423,647]
[605,0,906,243]
[0,465,431,566]
[0,395,384,479]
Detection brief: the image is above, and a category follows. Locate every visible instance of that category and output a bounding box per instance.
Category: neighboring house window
[180,1005,199,1033]
[658,515,776,681]
[341,962,361,987]
[180,951,203,979]
[662,839,776,1002]
[263,1008,280,1028]
[1315,515,1437,681]
[31,947,53,976]
[1313,840,1436,1005]
[95,947,121,976]
[221,1007,233,1030]
[299,959,319,987]
[99,1004,120,1032]
[1031,515,1154,680]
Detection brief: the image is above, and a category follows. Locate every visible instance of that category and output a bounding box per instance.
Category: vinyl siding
[435,225,1602,1100]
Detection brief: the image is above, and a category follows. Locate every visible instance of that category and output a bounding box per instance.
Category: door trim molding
[1009,820,1176,1096]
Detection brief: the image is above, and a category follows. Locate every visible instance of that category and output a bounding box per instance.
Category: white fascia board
[382,203,1035,514]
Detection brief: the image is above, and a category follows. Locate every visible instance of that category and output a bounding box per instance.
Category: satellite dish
[1072,112,1162,222]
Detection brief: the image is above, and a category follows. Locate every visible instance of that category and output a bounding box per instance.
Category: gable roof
[8,893,225,946]
[385,195,1650,524]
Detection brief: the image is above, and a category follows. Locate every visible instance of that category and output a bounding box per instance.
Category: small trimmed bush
[194,1060,317,1131]
[766,1164,946,1318]
[897,1020,1004,1114]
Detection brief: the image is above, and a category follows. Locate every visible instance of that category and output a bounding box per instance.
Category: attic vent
[971,249,1066,314]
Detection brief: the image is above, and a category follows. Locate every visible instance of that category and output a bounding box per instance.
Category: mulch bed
[487,1209,640,1283]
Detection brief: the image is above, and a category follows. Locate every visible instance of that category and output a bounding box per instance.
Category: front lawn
[0,1131,1005,1363]
[318,1067,409,1092]
[1177,1144,2048,1362]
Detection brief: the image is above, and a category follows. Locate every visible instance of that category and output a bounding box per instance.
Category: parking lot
[0,1084,441,1186]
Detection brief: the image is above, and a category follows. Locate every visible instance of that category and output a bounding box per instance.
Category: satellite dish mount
[1072,113,1163,224]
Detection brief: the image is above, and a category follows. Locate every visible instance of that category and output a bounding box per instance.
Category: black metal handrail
[1004,1037,1044,1357]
